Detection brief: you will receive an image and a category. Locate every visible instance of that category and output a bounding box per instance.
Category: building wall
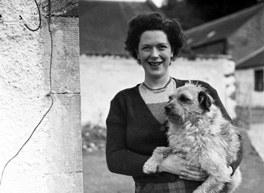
[0,1,82,192]
[80,55,236,127]
[235,68,264,126]
[236,68,264,107]
[228,8,264,61]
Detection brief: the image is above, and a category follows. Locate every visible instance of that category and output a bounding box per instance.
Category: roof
[236,46,264,70]
[79,0,162,56]
[184,3,264,48]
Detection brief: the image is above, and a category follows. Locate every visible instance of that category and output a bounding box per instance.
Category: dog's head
[165,83,214,124]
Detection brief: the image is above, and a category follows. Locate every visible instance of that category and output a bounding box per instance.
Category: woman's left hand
[179,165,208,181]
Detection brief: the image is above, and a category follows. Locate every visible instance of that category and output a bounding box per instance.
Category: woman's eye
[158,46,167,50]
[142,47,150,50]
[168,96,172,102]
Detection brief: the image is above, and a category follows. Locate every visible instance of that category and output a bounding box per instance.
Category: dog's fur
[143,83,242,193]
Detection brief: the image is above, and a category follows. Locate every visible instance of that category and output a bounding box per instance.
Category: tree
[161,0,259,29]
[186,0,258,20]
[161,0,204,30]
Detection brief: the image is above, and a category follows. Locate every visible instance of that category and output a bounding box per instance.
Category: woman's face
[137,30,173,79]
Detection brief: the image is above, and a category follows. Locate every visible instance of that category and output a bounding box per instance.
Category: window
[254,69,264,91]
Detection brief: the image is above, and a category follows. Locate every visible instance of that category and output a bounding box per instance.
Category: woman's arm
[106,95,152,177]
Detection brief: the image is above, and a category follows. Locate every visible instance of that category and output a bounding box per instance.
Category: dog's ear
[198,91,212,112]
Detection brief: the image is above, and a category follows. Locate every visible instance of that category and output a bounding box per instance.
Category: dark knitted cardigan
[106,78,243,184]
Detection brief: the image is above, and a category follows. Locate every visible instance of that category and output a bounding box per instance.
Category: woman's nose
[150,48,159,58]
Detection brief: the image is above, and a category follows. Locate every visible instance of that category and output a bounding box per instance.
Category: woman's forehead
[139,30,169,44]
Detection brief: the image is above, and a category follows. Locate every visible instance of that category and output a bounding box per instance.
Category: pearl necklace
[142,77,172,94]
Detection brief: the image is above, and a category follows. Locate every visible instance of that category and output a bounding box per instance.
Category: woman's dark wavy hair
[125,12,185,61]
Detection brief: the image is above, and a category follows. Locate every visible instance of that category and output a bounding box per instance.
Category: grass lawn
[83,128,264,193]
[82,151,134,193]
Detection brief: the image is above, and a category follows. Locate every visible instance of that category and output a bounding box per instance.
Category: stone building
[235,46,264,125]
[184,3,264,62]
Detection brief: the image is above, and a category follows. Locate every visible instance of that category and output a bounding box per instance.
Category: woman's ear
[170,50,175,61]
[136,50,141,64]
[171,52,175,61]
[135,50,139,58]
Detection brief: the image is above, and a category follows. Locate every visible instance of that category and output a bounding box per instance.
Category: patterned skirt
[135,180,229,193]
[135,179,201,193]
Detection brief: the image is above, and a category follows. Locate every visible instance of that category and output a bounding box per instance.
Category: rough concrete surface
[0,1,82,192]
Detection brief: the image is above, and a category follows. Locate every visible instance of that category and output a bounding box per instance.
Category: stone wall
[0,0,82,192]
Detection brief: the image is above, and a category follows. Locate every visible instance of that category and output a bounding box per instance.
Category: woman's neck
[144,75,171,89]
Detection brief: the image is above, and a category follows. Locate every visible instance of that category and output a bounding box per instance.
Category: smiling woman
[137,30,173,86]
[105,12,243,193]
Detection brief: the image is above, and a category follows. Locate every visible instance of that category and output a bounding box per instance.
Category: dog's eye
[168,96,173,102]
[179,95,190,102]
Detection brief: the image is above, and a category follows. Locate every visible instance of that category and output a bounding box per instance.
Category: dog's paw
[143,159,158,174]
[193,189,203,193]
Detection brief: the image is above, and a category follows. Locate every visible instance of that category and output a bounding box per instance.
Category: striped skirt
[135,179,201,193]
[135,180,229,193]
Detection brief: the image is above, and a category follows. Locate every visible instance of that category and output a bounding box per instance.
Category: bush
[82,123,106,152]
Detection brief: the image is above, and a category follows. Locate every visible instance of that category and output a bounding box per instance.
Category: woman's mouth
[148,62,163,67]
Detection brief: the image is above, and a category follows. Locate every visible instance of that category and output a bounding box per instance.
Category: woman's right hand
[157,153,207,182]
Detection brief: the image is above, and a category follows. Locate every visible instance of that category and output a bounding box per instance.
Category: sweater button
[170,175,176,182]
[160,126,165,132]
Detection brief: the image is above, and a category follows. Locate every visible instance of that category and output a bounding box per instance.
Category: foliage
[82,123,106,152]
[161,0,205,30]
[161,0,259,30]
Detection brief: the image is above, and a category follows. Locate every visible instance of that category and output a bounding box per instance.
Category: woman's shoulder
[173,78,215,91]
[112,84,140,101]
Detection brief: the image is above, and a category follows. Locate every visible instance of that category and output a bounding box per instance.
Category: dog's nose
[165,105,171,113]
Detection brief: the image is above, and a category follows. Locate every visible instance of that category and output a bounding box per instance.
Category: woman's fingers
[179,165,208,181]
[179,171,207,181]
[185,165,205,172]
[179,174,206,181]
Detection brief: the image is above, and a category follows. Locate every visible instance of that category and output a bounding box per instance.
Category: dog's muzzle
[165,104,182,123]
[165,104,176,118]
[165,105,171,114]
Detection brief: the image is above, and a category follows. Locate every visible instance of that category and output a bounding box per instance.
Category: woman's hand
[157,153,208,181]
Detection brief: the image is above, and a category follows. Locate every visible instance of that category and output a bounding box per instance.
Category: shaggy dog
[143,83,242,193]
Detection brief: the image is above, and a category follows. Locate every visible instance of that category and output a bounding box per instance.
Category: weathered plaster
[0,0,82,192]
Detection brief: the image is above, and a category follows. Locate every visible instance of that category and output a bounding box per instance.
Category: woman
[106,12,243,193]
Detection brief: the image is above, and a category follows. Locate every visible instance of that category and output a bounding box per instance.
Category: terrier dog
[143,83,242,193]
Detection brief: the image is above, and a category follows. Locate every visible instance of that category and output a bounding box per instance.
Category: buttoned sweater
[106,78,243,184]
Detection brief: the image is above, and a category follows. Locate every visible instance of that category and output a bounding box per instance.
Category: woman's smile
[148,61,163,67]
